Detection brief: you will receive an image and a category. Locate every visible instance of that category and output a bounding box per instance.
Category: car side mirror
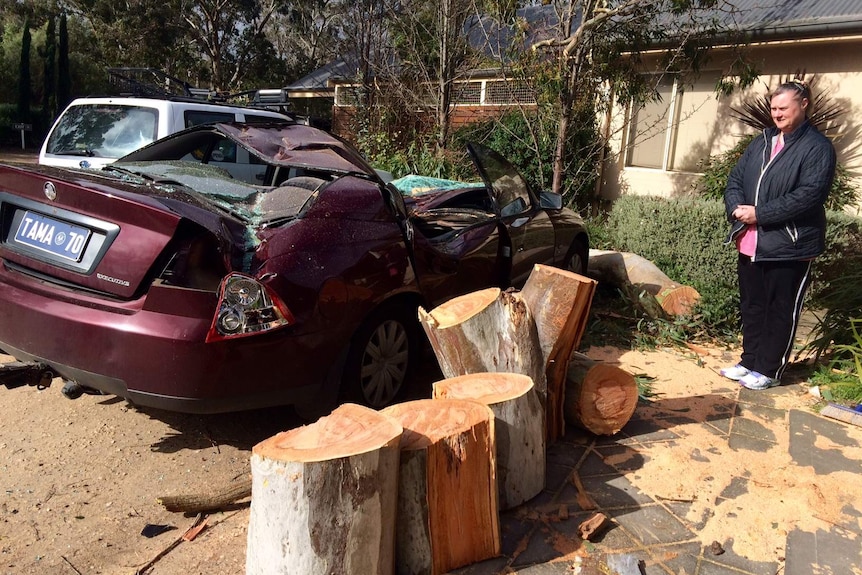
[539,191,563,210]
[500,196,528,217]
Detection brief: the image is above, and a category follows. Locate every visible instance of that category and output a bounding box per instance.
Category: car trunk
[0,164,233,299]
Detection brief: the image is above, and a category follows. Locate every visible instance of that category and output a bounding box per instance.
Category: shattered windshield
[109,161,317,224]
[46,104,159,159]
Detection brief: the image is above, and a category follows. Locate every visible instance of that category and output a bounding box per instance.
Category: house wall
[600,36,862,213]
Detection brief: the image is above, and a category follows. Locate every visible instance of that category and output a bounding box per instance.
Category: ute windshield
[45,104,159,159]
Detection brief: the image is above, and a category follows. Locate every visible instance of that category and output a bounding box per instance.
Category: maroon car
[0,122,587,413]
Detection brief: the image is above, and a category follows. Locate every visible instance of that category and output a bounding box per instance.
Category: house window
[625,72,721,172]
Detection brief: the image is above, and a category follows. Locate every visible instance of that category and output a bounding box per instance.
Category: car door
[467,143,556,286]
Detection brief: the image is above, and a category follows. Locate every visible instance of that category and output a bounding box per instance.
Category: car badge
[44,182,57,201]
[79,160,91,169]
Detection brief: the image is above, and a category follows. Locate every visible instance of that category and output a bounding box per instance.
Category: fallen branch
[158,478,251,513]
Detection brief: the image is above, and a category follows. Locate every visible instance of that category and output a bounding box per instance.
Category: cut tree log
[587,249,700,317]
[418,287,546,401]
[432,372,545,510]
[565,352,638,436]
[520,264,597,443]
[246,403,403,575]
[381,399,500,575]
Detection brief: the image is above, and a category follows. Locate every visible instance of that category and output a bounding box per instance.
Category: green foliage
[803,212,862,361]
[354,130,458,181]
[601,194,741,339]
[695,134,753,202]
[596,194,862,351]
[808,319,862,406]
[451,106,602,210]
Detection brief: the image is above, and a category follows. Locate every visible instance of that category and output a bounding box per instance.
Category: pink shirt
[736,134,784,257]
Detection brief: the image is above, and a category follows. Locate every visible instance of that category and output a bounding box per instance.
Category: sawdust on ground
[586,344,862,565]
[2,345,860,573]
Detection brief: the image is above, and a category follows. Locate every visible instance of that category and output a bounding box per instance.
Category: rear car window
[45,104,159,160]
[184,111,236,127]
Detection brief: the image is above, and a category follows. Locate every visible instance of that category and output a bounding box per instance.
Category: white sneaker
[719,364,750,381]
[740,371,781,390]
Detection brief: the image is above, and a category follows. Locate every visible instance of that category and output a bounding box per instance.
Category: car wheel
[343,303,420,409]
[565,238,589,275]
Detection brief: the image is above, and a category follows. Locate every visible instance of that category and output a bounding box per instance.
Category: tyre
[342,303,420,409]
[565,237,589,275]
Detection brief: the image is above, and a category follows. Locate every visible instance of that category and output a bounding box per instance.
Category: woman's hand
[733,204,757,225]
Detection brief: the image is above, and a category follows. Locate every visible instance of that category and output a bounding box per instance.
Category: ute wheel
[342,303,420,409]
[565,237,588,276]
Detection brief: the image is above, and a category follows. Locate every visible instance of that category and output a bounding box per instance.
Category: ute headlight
[206,273,293,342]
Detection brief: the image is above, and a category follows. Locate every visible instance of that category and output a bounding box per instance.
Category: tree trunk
[587,249,700,317]
[565,352,638,436]
[432,372,545,510]
[418,287,546,401]
[381,399,499,575]
[246,403,403,575]
[520,264,597,443]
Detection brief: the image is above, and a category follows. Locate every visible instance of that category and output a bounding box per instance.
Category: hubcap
[359,319,410,408]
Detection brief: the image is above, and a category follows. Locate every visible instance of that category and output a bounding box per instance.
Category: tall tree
[17,17,31,123]
[531,0,755,197]
[42,13,56,120]
[57,10,70,110]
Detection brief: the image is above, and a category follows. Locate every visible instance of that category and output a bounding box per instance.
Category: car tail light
[206,273,294,342]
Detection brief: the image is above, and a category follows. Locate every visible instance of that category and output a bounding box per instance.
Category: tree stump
[381,399,500,575]
[246,403,403,575]
[418,287,546,401]
[520,264,597,443]
[587,249,700,317]
[565,352,638,435]
[432,372,545,510]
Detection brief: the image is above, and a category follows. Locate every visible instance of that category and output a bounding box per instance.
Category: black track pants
[737,255,812,380]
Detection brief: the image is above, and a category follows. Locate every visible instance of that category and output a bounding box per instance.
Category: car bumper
[0,271,335,413]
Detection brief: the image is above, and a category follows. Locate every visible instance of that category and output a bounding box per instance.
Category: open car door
[467,142,556,286]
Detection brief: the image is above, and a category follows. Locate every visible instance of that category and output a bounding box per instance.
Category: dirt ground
[1,343,859,575]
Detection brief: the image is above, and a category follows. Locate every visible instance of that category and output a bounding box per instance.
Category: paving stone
[561,512,641,551]
[592,444,646,472]
[785,526,862,575]
[788,409,862,475]
[647,541,703,575]
[663,501,715,531]
[614,418,682,443]
[580,472,654,507]
[609,503,696,546]
[577,451,619,477]
[509,523,575,568]
[727,432,775,453]
[716,473,750,502]
[546,443,587,468]
[698,539,780,575]
[544,462,575,492]
[500,509,540,556]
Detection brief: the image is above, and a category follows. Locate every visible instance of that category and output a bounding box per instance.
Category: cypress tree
[43,14,57,122]
[57,11,70,110]
[18,18,32,124]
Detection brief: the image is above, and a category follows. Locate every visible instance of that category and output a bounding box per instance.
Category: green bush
[598,194,862,343]
[602,194,740,335]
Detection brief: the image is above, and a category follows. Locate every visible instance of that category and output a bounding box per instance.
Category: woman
[721,80,836,390]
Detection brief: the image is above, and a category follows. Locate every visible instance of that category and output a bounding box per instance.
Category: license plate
[14,211,92,262]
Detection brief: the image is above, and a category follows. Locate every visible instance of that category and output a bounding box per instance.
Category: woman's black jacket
[724,121,836,261]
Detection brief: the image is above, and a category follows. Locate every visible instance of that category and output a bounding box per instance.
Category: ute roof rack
[106,67,294,115]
